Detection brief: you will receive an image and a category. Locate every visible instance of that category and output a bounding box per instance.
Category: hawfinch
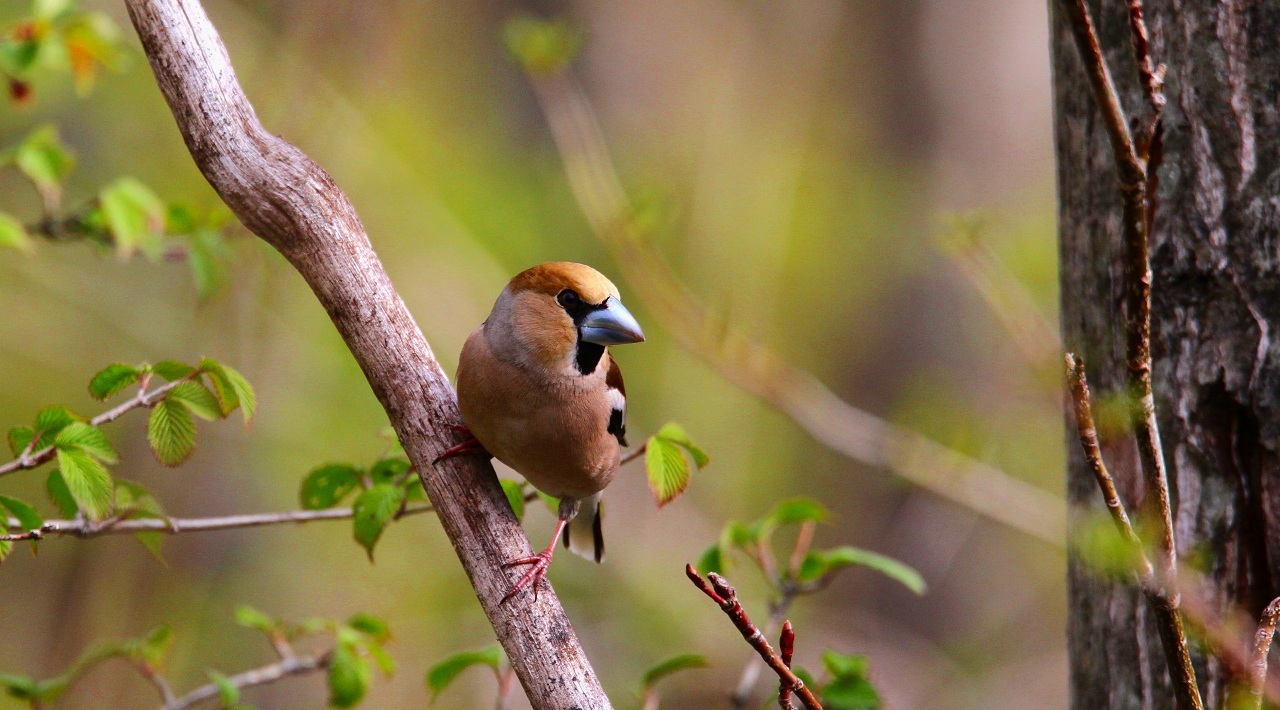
[444,262,645,599]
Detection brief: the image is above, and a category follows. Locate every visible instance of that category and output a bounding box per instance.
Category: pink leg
[434,424,491,464]
[502,518,570,603]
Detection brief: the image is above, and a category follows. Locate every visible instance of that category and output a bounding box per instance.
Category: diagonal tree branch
[160,654,329,710]
[120,1,608,707]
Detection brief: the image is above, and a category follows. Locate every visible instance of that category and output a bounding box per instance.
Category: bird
[441,262,645,600]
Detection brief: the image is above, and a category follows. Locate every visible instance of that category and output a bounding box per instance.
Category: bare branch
[524,69,1064,547]
[686,565,822,710]
[778,621,795,710]
[2,503,438,542]
[0,377,186,478]
[160,653,329,710]
[122,2,607,706]
[1247,597,1280,710]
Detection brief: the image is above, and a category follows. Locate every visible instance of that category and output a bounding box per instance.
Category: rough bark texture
[122,1,610,707]
[1052,1,1280,708]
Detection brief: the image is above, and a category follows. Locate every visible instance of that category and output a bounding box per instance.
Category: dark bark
[1052,1,1280,708]
[122,0,610,707]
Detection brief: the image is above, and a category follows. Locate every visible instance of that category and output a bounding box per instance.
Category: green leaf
[34,405,78,440]
[46,470,78,517]
[640,653,707,689]
[88,364,140,400]
[368,644,396,677]
[696,544,725,577]
[166,381,223,421]
[0,212,32,253]
[369,457,410,485]
[151,360,195,381]
[147,399,196,466]
[234,605,276,633]
[0,495,43,532]
[653,422,710,468]
[55,448,113,519]
[35,0,75,21]
[502,16,581,75]
[352,484,404,561]
[347,613,391,644]
[800,547,926,594]
[645,437,689,508]
[770,497,830,526]
[537,491,559,514]
[7,426,34,457]
[54,422,117,463]
[0,673,37,700]
[425,646,502,700]
[199,359,256,423]
[820,651,881,710]
[0,538,10,563]
[134,625,174,667]
[99,177,166,260]
[328,642,371,708]
[208,670,240,706]
[14,126,75,203]
[500,479,525,521]
[299,464,362,510]
[115,479,164,518]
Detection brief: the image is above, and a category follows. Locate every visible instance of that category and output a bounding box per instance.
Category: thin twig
[732,586,797,709]
[525,69,1064,547]
[160,653,329,710]
[620,444,646,466]
[1247,597,1280,710]
[0,377,187,477]
[2,503,438,541]
[686,565,822,710]
[778,620,795,710]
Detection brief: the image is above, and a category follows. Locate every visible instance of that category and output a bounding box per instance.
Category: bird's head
[485,262,645,376]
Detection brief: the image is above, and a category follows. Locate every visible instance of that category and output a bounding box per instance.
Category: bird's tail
[562,493,605,563]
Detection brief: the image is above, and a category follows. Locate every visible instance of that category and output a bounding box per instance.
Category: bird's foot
[434,424,490,464]
[502,549,554,603]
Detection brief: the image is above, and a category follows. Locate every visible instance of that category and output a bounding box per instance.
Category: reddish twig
[686,565,822,710]
[778,621,796,710]
[1246,597,1280,710]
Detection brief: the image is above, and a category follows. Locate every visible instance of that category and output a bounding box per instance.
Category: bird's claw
[502,550,554,603]
[433,424,490,464]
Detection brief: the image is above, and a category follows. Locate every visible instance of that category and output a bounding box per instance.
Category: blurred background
[0,0,1064,707]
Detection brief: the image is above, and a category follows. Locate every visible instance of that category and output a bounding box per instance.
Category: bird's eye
[557,289,580,308]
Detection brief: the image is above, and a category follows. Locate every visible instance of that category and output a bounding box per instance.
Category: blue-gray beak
[579,298,645,345]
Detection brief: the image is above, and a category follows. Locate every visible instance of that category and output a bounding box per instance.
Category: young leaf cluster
[778,651,881,710]
[0,359,254,562]
[299,451,424,561]
[0,625,172,708]
[643,422,709,508]
[0,0,124,103]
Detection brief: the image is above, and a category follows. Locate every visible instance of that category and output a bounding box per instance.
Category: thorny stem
[1058,1,1199,708]
[687,565,823,710]
[0,377,188,477]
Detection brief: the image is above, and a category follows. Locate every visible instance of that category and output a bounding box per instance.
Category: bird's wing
[605,355,627,447]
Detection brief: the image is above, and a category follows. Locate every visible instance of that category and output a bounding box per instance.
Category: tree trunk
[1052,1,1280,708]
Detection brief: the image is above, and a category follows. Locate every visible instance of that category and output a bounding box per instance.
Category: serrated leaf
[645,437,689,508]
[502,16,581,75]
[299,464,362,510]
[54,422,117,463]
[352,484,404,561]
[770,497,830,526]
[0,495,43,532]
[151,360,195,381]
[347,613,390,644]
[7,426,34,458]
[46,470,78,517]
[801,547,926,594]
[328,642,371,709]
[166,381,222,421]
[34,405,78,440]
[55,448,113,519]
[208,670,239,706]
[641,653,707,689]
[88,364,140,400]
[199,359,255,423]
[234,605,276,633]
[500,479,525,521]
[0,212,32,253]
[654,422,710,468]
[426,646,502,700]
[369,457,410,485]
[99,177,166,260]
[147,399,196,466]
[14,126,74,203]
[696,544,725,577]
